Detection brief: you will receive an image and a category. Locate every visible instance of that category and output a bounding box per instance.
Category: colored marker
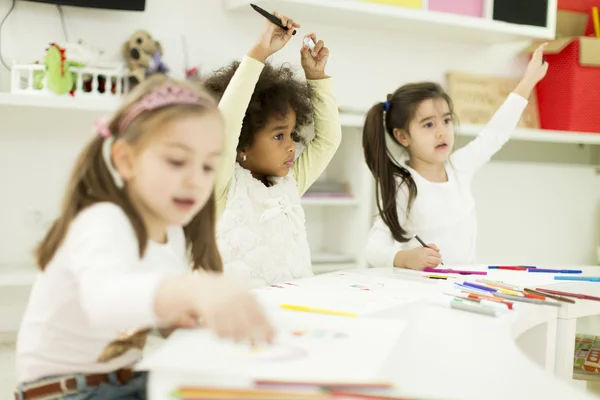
[488,266,536,270]
[424,268,486,275]
[443,293,510,312]
[303,37,316,51]
[535,288,600,302]
[554,276,600,282]
[462,281,497,293]
[528,268,582,273]
[426,274,453,280]
[454,282,491,296]
[593,6,600,38]
[250,4,297,35]
[523,288,575,304]
[493,292,560,307]
[280,304,357,318]
[447,297,498,317]
[415,235,444,265]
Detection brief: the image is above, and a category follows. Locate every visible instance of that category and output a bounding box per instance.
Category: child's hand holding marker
[301,33,330,80]
[394,242,442,271]
[248,10,300,63]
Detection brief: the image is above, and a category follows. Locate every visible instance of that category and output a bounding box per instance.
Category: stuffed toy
[33,43,84,96]
[122,30,169,88]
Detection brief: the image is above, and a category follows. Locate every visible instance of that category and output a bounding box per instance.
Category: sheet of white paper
[252,272,436,315]
[137,310,406,384]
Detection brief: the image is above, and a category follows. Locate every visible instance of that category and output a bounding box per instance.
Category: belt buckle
[58,377,70,393]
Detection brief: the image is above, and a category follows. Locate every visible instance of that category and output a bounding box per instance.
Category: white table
[146,267,599,400]
[535,267,600,381]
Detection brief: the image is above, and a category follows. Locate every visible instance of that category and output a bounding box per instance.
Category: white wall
[0,0,598,267]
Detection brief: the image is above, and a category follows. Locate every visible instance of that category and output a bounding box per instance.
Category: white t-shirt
[366,93,528,267]
[16,202,188,384]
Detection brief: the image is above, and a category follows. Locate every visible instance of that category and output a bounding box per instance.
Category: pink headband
[118,83,212,133]
[94,82,215,189]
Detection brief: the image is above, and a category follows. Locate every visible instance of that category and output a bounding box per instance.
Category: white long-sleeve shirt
[16,202,188,384]
[366,93,528,268]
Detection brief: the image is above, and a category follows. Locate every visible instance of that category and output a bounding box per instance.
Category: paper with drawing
[136,310,406,384]
[253,271,437,315]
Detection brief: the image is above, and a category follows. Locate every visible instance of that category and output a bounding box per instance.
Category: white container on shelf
[10,61,127,99]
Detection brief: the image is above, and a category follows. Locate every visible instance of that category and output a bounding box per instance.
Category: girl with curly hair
[204,12,342,288]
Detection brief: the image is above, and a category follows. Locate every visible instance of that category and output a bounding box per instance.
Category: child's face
[397,98,454,165]
[120,112,223,239]
[241,109,297,180]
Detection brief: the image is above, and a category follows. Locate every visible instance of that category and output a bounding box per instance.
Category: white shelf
[340,113,600,146]
[459,124,600,146]
[0,92,120,112]
[226,0,555,44]
[0,265,38,287]
[301,196,358,206]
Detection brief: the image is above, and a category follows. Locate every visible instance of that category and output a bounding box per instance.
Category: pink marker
[423,268,487,276]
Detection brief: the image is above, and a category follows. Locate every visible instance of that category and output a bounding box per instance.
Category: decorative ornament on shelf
[122,30,169,89]
[34,42,84,96]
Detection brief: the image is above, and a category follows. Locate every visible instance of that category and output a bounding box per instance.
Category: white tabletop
[147,267,598,400]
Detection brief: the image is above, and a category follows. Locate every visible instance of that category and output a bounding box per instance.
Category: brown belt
[15,368,136,400]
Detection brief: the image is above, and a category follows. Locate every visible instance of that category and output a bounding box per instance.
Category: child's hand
[513,42,548,99]
[524,42,549,84]
[154,274,274,344]
[300,33,329,80]
[248,12,300,63]
[395,245,441,270]
[195,273,274,344]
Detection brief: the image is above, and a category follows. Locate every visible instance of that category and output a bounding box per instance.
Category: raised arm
[214,56,264,212]
[214,12,300,215]
[293,33,342,195]
[451,43,549,174]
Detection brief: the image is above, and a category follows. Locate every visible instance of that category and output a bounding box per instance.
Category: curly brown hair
[204,61,314,149]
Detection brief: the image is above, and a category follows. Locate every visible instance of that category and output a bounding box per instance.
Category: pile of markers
[426,266,600,317]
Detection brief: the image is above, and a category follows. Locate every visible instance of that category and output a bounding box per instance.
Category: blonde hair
[36,75,223,273]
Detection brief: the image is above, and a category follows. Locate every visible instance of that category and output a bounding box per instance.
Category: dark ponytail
[363,101,416,243]
[362,82,454,243]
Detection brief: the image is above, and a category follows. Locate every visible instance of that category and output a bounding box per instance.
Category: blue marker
[528,268,582,274]
[554,276,600,282]
[461,282,497,293]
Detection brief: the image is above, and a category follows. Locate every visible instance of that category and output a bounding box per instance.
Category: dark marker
[250,4,297,35]
[415,235,444,266]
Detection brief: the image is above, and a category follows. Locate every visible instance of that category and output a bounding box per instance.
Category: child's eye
[168,159,185,167]
[274,133,284,140]
[203,164,214,173]
[423,122,433,129]
[444,118,453,125]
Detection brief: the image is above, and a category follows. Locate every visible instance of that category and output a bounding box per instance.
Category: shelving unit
[225,0,557,43]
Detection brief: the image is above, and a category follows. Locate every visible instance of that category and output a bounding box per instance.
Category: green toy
[33,43,84,95]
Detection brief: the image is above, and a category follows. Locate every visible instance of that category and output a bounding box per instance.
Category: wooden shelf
[226,0,555,44]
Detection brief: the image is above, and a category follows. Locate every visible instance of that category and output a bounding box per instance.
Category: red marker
[488,266,536,271]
